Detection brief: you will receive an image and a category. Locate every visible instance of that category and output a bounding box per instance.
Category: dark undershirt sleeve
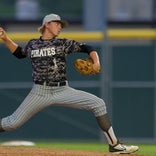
[80,44,96,54]
[13,46,27,59]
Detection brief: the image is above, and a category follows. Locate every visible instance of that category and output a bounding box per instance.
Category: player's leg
[53,86,118,144]
[54,86,139,154]
[0,84,52,131]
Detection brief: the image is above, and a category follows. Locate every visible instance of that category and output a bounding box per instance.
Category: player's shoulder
[54,38,70,44]
[56,38,76,44]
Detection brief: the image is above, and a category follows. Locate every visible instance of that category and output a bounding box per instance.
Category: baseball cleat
[109,143,139,154]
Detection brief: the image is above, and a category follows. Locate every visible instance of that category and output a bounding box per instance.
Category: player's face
[47,21,63,37]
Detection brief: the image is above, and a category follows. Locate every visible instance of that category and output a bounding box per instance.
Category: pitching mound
[0,146,142,156]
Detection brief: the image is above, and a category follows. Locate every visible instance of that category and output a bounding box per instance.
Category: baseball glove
[74,57,99,75]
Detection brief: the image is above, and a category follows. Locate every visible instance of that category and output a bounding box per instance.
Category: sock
[96,114,118,146]
[103,126,118,146]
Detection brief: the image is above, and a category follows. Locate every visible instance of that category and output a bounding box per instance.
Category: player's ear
[44,22,51,28]
[44,22,48,28]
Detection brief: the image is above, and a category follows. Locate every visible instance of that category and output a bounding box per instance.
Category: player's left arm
[79,43,101,73]
[65,40,101,73]
[89,51,101,73]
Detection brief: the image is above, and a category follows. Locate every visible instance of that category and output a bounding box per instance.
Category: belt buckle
[50,81,66,87]
[57,82,60,87]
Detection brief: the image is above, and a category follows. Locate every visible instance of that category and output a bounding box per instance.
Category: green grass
[35,141,156,155]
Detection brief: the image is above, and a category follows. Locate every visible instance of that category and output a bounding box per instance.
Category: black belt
[35,81,67,87]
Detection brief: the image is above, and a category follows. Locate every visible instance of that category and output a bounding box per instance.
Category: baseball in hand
[0,31,3,35]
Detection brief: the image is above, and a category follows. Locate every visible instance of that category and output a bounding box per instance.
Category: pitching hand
[0,27,7,41]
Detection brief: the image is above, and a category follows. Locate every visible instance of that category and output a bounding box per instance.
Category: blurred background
[0,0,156,144]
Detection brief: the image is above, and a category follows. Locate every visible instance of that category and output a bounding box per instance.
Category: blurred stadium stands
[0,0,155,29]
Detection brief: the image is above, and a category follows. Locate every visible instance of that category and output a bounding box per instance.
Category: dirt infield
[0,146,143,156]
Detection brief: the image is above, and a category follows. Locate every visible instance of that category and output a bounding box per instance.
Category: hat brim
[53,20,68,28]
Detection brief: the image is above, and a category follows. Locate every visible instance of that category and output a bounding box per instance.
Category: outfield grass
[35,141,156,155]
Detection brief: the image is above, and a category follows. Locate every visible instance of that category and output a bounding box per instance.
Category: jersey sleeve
[63,39,96,55]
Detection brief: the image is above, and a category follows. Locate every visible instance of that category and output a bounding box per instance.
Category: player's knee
[92,98,107,117]
[4,117,23,131]
[8,121,22,131]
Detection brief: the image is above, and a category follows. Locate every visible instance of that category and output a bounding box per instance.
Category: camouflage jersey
[13,37,93,84]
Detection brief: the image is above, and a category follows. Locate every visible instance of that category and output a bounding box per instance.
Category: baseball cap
[42,14,68,27]
[38,13,68,33]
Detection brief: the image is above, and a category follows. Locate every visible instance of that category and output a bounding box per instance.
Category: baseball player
[0,13,139,154]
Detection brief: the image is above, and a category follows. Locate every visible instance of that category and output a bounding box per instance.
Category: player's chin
[55,31,61,36]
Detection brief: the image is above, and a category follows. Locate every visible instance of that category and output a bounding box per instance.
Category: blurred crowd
[0,0,154,22]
